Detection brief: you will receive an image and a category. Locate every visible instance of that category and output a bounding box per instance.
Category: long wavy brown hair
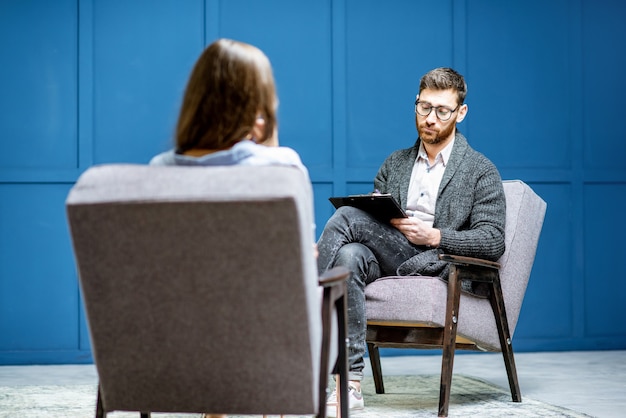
[175,39,277,153]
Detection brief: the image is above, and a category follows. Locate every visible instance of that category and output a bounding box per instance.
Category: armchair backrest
[498,180,547,338]
[66,164,320,415]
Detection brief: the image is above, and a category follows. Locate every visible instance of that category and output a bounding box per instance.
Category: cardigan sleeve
[436,159,506,261]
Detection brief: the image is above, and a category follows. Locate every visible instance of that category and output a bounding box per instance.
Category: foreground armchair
[66,164,349,418]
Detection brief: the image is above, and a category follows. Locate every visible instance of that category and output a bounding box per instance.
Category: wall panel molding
[1,0,625,364]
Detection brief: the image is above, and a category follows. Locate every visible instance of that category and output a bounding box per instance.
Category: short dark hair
[419,67,467,105]
[175,39,277,152]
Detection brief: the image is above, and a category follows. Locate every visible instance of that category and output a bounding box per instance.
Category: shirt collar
[417,138,456,166]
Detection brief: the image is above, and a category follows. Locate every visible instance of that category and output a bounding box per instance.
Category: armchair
[66,164,349,418]
[365,180,547,416]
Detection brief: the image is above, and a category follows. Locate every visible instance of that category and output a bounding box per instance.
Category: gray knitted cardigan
[374,132,506,282]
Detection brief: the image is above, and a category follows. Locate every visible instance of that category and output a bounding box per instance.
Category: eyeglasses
[414,100,459,121]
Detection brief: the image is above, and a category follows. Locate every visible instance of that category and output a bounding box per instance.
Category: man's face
[415,88,467,145]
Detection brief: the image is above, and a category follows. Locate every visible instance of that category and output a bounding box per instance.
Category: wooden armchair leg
[489,277,522,402]
[95,384,104,418]
[501,344,522,402]
[319,286,333,418]
[335,282,349,418]
[438,265,462,417]
[318,266,350,418]
[367,342,385,394]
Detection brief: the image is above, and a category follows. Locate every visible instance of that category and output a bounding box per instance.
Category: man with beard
[319,67,506,416]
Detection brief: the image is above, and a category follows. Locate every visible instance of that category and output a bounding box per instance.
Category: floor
[0,350,624,418]
[376,350,626,418]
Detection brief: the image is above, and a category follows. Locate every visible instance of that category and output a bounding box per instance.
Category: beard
[416,117,456,145]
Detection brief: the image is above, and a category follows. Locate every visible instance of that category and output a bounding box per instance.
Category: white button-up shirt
[405,139,455,227]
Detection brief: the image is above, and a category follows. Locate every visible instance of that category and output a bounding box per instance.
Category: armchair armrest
[438,253,500,270]
[319,266,350,287]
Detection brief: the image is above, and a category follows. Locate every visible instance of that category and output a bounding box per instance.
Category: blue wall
[1,0,625,364]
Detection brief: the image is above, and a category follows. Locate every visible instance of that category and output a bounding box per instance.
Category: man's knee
[336,242,372,263]
[336,243,380,284]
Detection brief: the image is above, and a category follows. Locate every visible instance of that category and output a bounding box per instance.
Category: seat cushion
[365,275,501,350]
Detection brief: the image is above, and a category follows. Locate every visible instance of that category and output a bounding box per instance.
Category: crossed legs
[317,206,421,381]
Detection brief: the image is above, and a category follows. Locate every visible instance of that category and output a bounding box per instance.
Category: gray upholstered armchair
[66,164,349,418]
[365,180,547,417]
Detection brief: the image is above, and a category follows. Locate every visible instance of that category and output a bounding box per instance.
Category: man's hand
[389,216,441,248]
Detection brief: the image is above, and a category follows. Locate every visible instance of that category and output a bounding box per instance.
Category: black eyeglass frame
[414,99,460,121]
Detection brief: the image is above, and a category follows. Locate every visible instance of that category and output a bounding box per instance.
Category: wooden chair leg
[367,342,385,394]
[335,282,349,418]
[489,275,522,402]
[439,265,462,417]
[95,383,104,418]
[335,382,341,418]
[318,286,333,418]
[318,275,349,418]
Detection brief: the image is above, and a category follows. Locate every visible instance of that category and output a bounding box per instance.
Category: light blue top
[149,139,309,178]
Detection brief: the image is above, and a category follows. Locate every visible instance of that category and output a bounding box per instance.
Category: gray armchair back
[66,164,341,417]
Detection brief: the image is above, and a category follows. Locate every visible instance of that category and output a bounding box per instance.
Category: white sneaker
[326,382,364,417]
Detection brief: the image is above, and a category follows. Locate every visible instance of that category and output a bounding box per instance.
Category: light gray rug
[0,374,592,417]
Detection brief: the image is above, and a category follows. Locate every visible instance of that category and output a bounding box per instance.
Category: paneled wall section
[0,0,624,364]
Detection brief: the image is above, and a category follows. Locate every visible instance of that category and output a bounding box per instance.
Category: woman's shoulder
[244,141,303,166]
[149,149,176,165]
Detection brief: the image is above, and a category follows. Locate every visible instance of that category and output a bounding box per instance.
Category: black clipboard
[329,194,407,221]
